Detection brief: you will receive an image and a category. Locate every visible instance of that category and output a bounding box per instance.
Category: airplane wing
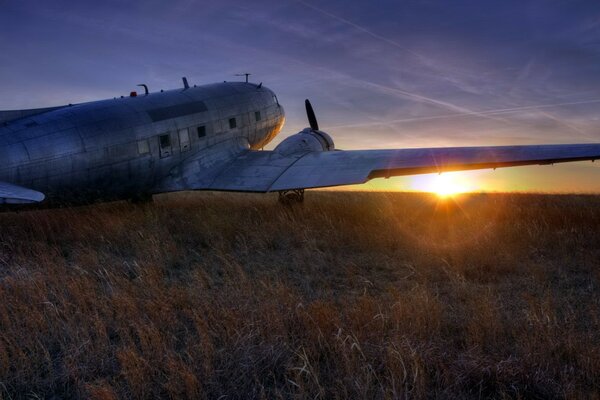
[0,181,45,204]
[165,143,600,192]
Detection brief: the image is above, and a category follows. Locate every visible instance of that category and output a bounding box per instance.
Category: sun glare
[432,174,469,197]
[408,172,476,197]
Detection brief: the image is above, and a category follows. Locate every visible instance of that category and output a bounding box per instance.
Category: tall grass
[1,192,600,399]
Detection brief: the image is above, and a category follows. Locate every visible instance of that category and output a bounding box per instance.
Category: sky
[2,0,600,192]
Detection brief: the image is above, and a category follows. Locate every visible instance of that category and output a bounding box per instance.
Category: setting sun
[432,174,469,197]
[408,172,478,197]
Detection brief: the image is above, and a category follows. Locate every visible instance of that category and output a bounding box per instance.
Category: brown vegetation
[1,191,600,399]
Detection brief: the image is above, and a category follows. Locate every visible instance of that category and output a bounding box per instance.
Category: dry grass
[1,191,600,399]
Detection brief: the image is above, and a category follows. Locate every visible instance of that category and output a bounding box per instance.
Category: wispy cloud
[328,98,600,130]
[295,0,425,60]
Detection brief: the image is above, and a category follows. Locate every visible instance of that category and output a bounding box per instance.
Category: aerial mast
[235,73,251,83]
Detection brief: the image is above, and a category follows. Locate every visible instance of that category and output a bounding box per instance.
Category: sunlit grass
[0,192,599,398]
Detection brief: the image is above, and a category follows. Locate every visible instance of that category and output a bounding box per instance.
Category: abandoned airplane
[1,78,600,205]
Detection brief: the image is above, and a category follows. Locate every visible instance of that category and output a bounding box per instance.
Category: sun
[433,173,469,197]
[408,172,475,197]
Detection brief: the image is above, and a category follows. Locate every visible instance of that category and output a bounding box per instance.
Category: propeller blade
[305,99,319,131]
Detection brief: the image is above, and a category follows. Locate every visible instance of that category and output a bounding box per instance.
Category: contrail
[295,0,506,122]
[295,0,424,60]
[294,0,600,129]
[359,80,502,118]
[329,98,600,129]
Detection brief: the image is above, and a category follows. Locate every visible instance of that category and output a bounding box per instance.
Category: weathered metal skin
[3,81,600,206]
[0,82,285,204]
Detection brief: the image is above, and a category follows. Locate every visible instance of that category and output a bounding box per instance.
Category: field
[0,191,600,399]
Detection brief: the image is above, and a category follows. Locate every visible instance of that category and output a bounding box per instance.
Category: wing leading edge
[197,143,600,192]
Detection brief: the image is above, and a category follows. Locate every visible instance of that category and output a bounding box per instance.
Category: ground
[0,191,599,399]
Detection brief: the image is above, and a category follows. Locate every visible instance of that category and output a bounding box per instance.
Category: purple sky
[2,0,600,192]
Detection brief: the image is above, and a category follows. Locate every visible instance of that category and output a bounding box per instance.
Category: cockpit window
[272,95,279,106]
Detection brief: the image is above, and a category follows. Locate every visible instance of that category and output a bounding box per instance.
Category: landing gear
[278,189,304,205]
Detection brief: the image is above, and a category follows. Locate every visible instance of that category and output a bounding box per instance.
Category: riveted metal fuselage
[0,82,285,204]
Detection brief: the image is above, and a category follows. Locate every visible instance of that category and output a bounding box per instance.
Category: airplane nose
[277,104,286,129]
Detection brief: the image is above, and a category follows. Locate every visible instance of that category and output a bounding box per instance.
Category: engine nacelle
[274,128,335,156]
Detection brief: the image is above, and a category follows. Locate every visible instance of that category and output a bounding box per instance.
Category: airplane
[1,77,600,206]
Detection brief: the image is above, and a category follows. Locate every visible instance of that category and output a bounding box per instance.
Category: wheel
[278,190,304,205]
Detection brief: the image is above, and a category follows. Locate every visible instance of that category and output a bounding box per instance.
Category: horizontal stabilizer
[0,181,45,204]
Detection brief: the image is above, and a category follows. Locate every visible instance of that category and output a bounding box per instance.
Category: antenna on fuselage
[235,73,251,83]
[182,77,190,89]
[137,84,149,95]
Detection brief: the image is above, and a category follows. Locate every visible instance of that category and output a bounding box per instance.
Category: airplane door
[179,128,190,152]
[159,133,172,158]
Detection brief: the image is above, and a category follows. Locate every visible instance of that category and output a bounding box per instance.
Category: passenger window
[197,125,206,138]
[160,134,170,148]
[255,111,261,121]
[159,134,171,158]
[137,139,150,155]
[179,128,190,152]
[229,117,237,129]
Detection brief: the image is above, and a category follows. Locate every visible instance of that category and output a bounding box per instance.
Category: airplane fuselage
[4,80,599,207]
[0,82,285,204]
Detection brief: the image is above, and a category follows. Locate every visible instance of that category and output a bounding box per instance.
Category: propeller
[305,99,319,131]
